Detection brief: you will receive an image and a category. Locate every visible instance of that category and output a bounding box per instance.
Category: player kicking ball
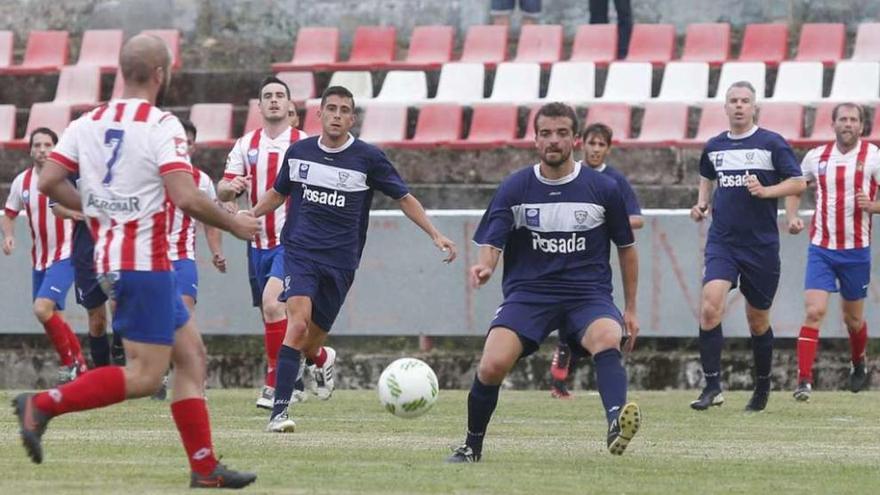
[448,102,641,462]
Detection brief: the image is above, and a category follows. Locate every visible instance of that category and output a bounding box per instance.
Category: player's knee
[844,313,864,333]
[699,302,722,328]
[32,300,54,322]
[284,319,309,348]
[804,303,827,325]
[477,357,509,385]
[87,309,107,336]
[262,301,286,323]
[585,328,621,355]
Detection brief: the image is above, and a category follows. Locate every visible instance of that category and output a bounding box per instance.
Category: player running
[448,102,641,462]
[13,34,259,488]
[785,103,880,401]
[689,81,805,412]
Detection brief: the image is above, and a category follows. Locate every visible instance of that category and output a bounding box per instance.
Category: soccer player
[689,81,805,412]
[14,34,259,488]
[785,103,880,401]
[448,102,641,462]
[217,76,331,409]
[2,128,86,382]
[249,85,457,433]
[549,122,643,399]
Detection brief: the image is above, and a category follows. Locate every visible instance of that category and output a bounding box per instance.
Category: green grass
[2,389,879,494]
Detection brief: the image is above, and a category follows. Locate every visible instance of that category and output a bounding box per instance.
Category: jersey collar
[533,162,581,186]
[318,133,355,153]
[727,125,758,140]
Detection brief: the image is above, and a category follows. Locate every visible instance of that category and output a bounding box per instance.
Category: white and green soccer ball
[378,358,439,419]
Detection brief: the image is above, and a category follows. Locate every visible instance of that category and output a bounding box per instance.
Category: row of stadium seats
[4,101,877,150]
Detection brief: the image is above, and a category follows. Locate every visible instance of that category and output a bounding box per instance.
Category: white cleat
[256,385,274,410]
[266,411,296,433]
[309,347,336,400]
[291,389,308,404]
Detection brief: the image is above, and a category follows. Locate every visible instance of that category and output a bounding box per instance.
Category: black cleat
[11,393,51,464]
[190,462,257,489]
[607,402,641,455]
[745,390,769,412]
[446,444,481,463]
[690,387,724,411]
[849,361,869,393]
[550,379,573,399]
[793,381,812,402]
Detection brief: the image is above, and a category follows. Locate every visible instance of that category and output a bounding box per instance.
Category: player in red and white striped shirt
[785,103,880,401]
[1,128,85,381]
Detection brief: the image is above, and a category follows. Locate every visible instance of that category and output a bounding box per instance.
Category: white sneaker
[256,385,274,410]
[310,347,336,400]
[266,411,296,433]
[291,388,308,403]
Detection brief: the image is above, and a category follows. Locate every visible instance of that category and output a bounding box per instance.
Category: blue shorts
[74,263,107,310]
[281,254,355,332]
[32,258,74,311]
[805,244,871,301]
[491,0,541,15]
[173,259,199,301]
[248,245,285,307]
[490,294,623,357]
[101,271,190,346]
[703,241,780,310]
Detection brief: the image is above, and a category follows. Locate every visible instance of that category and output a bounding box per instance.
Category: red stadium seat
[1,30,69,75]
[510,105,541,149]
[620,102,688,147]
[795,23,844,66]
[758,102,803,141]
[680,23,731,66]
[5,103,71,150]
[275,71,316,105]
[395,104,463,149]
[679,103,727,147]
[327,26,396,70]
[0,104,16,146]
[852,23,880,62]
[358,104,407,146]
[189,103,234,148]
[53,65,102,109]
[0,31,12,69]
[271,27,339,71]
[447,104,517,149]
[459,25,508,66]
[569,24,617,66]
[738,23,788,66]
[514,25,563,67]
[584,103,631,142]
[389,25,454,70]
[625,24,676,66]
[793,102,835,147]
[303,100,322,136]
[141,29,181,69]
[76,29,123,73]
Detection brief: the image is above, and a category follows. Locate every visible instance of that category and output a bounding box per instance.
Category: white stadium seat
[327,71,374,100]
[768,61,823,102]
[656,62,710,102]
[713,62,766,99]
[489,62,541,103]
[827,61,880,102]
[433,62,485,104]
[600,62,652,102]
[375,70,428,103]
[542,61,596,104]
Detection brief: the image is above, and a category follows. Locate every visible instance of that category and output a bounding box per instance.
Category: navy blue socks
[465,376,500,454]
[271,345,302,419]
[593,348,627,424]
[88,334,110,367]
[751,328,774,393]
[699,324,723,390]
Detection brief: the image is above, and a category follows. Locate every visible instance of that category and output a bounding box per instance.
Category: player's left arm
[397,194,457,263]
[618,176,644,230]
[51,204,85,221]
[39,161,82,211]
[606,186,639,352]
[205,225,225,273]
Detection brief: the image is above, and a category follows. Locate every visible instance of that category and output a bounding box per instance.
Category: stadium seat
[52,65,102,109]
[459,25,508,66]
[358,103,408,146]
[489,63,541,103]
[510,105,541,148]
[1,30,68,75]
[326,71,374,101]
[852,23,880,62]
[625,24,676,66]
[433,63,485,104]
[271,27,339,71]
[680,23,731,66]
[189,104,234,148]
[620,102,688,147]
[738,23,788,66]
[375,71,428,103]
[0,104,16,146]
[141,30,181,69]
[513,24,563,67]
[542,62,596,104]
[569,24,617,66]
[0,31,12,69]
[600,62,652,102]
[328,26,396,70]
[795,23,845,66]
[827,62,880,101]
[110,68,124,100]
[758,102,804,141]
[868,107,880,143]
[679,103,726,147]
[243,99,261,135]
[303,100,322,136]
[655,62,710,102]
[794,102,836,147]
[714,62,766,100]
[389,25,454,70]
[76,29,123,72]
[584,103,631,142]
[767,62,823,102]
[5,103,71,150]
[275,71,316,104]
[448,104,517,149]
[394,103,463,149]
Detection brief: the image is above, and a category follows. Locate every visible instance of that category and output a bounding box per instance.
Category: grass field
[2,388,879,494]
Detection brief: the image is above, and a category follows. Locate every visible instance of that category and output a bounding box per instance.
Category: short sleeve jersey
[595,163,642,217]
[273,134,409,270]
[167,167,217,261]
[473,164,635,303]
[699,126,802,246]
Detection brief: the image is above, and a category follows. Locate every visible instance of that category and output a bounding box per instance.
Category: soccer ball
[377,358,439,419]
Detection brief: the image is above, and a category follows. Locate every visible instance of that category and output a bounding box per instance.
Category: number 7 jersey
[49,98,193,273]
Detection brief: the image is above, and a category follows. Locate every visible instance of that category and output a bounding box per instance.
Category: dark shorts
[281,254,355,332]
[100,271,190,346]
[74,261,107,310]
[248,245,285,307]
[32,258,74,311]
[172,259,199,301]
[703,241,780,311]
[805,244,871,301]
[491,0,542,15]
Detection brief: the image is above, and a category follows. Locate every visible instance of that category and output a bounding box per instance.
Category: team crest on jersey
[299,162,310,179]
[574,210,588,225]
[818,161,828,176]
[525,208,540,227]
[174,137,188,158]
[713,152,724,169]
[21,189,30,202]
[337,171,350,187]
[744,151,755,164]
[247,148,259,166]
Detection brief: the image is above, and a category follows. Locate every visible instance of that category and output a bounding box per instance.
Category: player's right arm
[786,147,819,234]
[691,148,714,222]
[251,150,293,217]
[470,246,501,288]
[1,173,23,255]
[471,182,515,288]
[216,140,249,202]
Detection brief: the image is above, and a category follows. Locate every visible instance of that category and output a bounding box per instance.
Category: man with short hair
[2,127,85,382]
[15,33,259,488]
[689,81,805,412]
[448,102,641,462]
[785,103,880,401]
[249,85,458,433]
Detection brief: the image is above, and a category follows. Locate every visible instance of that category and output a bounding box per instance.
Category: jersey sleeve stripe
[223,172,240,180]
[159,162,193,176]
[49,151,79,172]
[4,207,18,218]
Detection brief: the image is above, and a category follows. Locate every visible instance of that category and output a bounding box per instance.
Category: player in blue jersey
[248,85,458,432]
[689,81,806,412]
[549,122,643,399]
[447,102,641,462]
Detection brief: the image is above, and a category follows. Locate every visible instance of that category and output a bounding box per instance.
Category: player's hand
[226,175,250,196]
[787,216,805,235]
[220,201,238,214]
[469,264,493,288]
[690,202,709,222]
[746,174,767,198]
[212,252,227,273]
[432,233,457,263]
[623,310,639,353]
[856,191,874,212]
[1,237,14,255]
[229,211,260,241]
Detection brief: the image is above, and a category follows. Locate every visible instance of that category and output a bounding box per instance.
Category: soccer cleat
[445,444,481,463]
[12,393,51,464]
[745,390,769,412]
[255,385,274,410]
[56,363,81,385]
[266,411,296,433]
[291,388,308,404]
[607,402,641,455]
[689,387,724,410]
[550,379,573,399]
[849,361,868,393]
[793,381,812,402]
[550,344,571,382]
[190,462,257,489]
[310,347,336,400]
[151,374,169,401]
